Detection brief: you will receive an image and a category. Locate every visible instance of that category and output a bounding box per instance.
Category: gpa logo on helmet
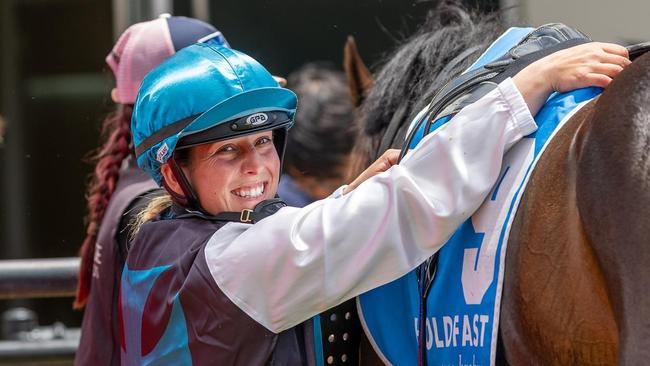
[246,113,268,126]
[156,143,169,163]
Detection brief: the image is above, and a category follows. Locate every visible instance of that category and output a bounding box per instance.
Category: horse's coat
[502,51,650,365]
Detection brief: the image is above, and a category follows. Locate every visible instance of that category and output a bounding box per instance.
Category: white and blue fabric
[357,27,602,366]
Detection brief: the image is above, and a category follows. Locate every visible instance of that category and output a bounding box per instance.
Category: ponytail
[74,105,133,309]
[129,194,174,241]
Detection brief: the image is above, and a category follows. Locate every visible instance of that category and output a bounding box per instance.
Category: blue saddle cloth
[358,27,601,366]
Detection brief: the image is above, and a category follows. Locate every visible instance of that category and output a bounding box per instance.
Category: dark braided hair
[74,104,133,309]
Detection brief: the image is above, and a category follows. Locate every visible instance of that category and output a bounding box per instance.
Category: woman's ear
[160,162,185,197]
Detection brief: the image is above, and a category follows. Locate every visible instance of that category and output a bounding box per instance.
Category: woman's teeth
[233,184,264,198]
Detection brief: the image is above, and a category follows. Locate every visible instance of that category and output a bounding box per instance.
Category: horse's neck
[501,100,619,365]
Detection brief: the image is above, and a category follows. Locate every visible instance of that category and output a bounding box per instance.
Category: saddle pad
[358,27,601,366]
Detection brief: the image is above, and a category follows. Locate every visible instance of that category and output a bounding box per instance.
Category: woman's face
[184,131,280,215]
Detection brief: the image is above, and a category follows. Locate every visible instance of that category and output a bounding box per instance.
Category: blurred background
[0,0,647,363]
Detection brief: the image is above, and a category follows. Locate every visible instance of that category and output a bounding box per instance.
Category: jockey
[123,41,628,364]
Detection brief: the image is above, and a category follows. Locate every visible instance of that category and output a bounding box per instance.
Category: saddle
[396,23,590,159]
[398,25,650,161]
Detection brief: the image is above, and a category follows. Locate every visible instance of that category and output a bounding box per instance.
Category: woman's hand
[343,149,400,195]
[513,42,630,116]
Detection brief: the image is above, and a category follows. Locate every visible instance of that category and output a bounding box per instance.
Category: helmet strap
[273,128,289,168]
[166,155,207,213]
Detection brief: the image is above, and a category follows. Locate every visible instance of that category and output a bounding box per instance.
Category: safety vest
[119,207,309,364]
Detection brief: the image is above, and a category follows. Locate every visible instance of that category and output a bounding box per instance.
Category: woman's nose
[241,149,263,174]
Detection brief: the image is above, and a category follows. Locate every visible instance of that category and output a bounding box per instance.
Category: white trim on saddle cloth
[357,27,602,366]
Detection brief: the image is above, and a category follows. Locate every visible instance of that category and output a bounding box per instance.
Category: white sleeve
[204,77,537,333]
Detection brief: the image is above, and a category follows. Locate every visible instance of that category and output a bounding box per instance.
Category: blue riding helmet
[132,43,298,186]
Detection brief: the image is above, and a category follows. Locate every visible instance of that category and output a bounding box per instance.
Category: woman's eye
[256,136,272,146]
[217,145,237,154]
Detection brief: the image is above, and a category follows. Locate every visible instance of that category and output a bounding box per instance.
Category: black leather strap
[318,299,362,365]
[628,42,650,61]
[166,155,206,213]
[175,198,287,224]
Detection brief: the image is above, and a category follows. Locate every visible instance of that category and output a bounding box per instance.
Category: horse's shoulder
[502,99,618,364]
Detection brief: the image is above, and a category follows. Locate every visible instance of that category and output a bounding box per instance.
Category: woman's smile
[231,182,267,199]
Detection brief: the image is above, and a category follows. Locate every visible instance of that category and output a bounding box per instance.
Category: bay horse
[345,3,650,365]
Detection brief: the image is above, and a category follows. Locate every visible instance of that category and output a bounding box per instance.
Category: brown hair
[74,104,133,309]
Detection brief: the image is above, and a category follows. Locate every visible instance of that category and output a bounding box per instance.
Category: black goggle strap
[134,114,197,159]
[166,154,206,213]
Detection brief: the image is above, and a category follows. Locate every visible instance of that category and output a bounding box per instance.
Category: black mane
[352,0,505,173]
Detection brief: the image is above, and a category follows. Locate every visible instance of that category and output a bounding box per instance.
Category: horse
[344,2,650,365]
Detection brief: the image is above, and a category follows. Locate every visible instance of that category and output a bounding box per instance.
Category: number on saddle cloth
[359,23,598,366]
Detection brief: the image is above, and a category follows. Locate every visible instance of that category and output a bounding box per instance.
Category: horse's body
[348,3,650,365]
[502,53,650,365]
